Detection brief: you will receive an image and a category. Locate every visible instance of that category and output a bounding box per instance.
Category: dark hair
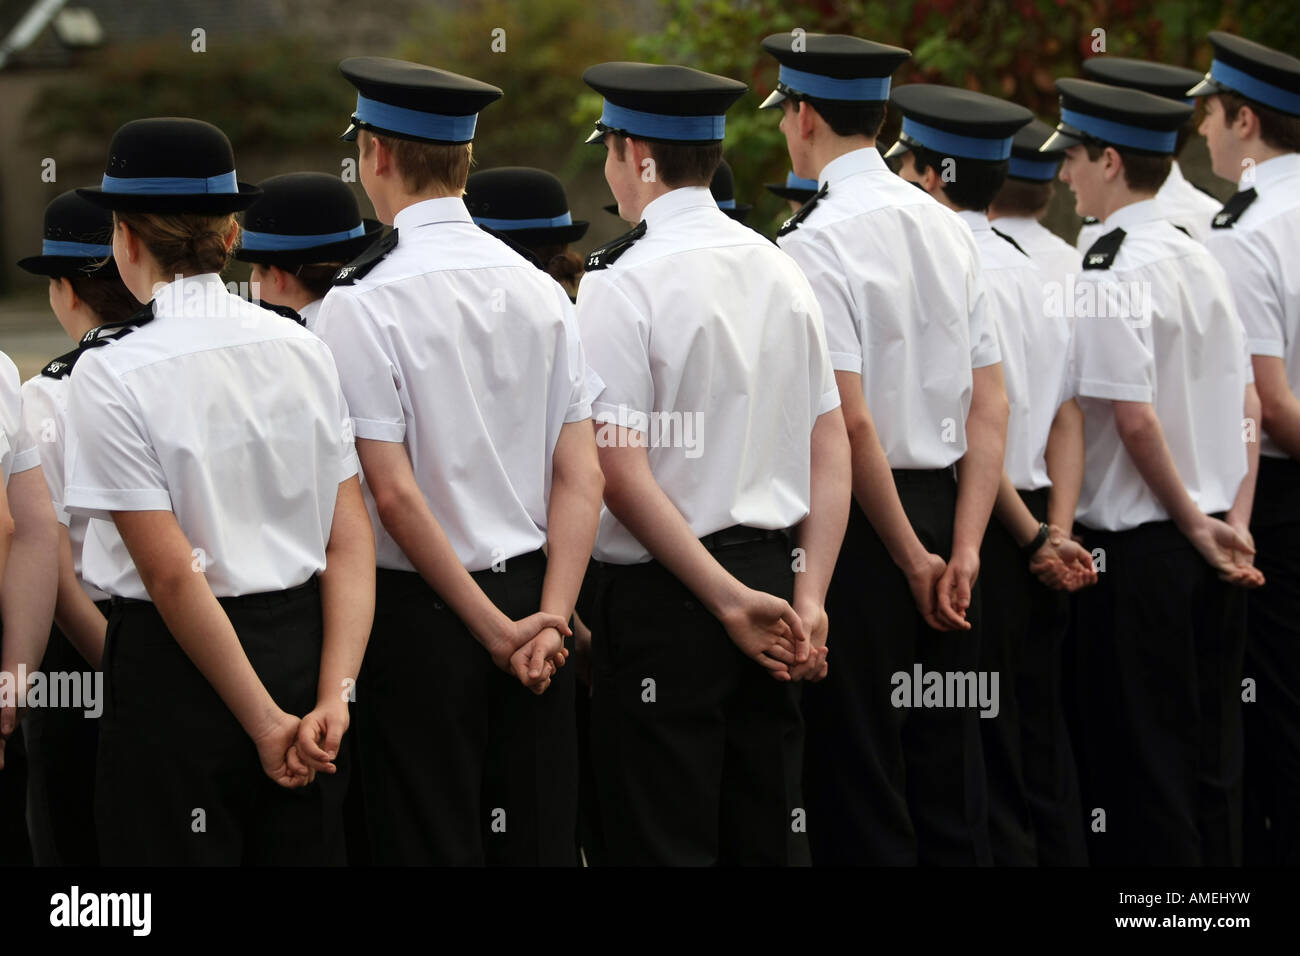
[989,178,1054,219]
[1217,91,1300,152]
[66,274,140,323]
[608,135,722,188]
[911,146,1009,211]
[359,129,473,193]
[1082,142,1172,194]
[291,263,345,300]
[798,96,888,139]
[116,211,237,275]
[529,243,584,295]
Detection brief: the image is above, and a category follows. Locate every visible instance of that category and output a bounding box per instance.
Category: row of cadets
[1041,76,1262,865]
[1189,31,1300,866]
[886,85,1096,866]
[760,32,1010,865]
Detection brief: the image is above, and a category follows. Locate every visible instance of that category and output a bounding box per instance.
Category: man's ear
[1234,102,1259,141]
[796,100,817,139]
[370,133,391,177]
[628,136,656,183]
[1101,145,1124,183]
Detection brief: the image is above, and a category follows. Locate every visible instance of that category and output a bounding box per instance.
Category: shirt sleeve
[794,272,842,424]
[552,286,593,424]
[0,356,39,482]
[780,233,862,374]
[313,288,408,443]
[574,273,653,434]
[19,379,69,526]
[968,267,1003,370]
[64,349,172,518]
[1071,275,1156,403]
[1207,229,1285,359]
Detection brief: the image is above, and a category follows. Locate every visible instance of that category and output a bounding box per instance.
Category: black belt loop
[697,525,792,554]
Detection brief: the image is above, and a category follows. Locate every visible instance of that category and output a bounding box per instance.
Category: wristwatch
[1021,522,1050,558]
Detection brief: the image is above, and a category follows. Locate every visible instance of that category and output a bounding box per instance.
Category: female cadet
[17,189,140,864]
[64,117,375,865]
[234,172,382,332]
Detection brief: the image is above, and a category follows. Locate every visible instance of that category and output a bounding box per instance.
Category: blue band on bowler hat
[901,117,1013,160]
[101,171,238,195]
[42,239,113,257]
[716,198,736,209]
[785,172,818,189]
[777,64,891,101]
[472,212,573,230]
[1060,108,1177,152]
[1008,156,1060,180]
[239,224,366,252]
[355,93,478,142]
[599,101,725,141]
[1209,58,1300,114]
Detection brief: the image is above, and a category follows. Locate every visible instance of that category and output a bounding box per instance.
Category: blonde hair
[115,211,239,275]
[359,129,473,194]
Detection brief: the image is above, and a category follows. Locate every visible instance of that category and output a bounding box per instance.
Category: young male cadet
[761,32,1011,866]
[1045,77,1263,865]
[1188,30,1300,865]
[315,57,604,865]
[575,61,851,866]
[889,84,1096,866]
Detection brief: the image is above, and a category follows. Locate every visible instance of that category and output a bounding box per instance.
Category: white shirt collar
[955,209,991,234]
[818,146,888,189]
[1164,160,1189,189]
[1103,197,1162,232]
[151,272,228,316]
[299,299,322,322]
[1243,153,1300,195]
[392,196,475,232]
[640,186,718,227]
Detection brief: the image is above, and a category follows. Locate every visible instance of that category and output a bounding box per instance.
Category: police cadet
[575,60,850,865]
[603,158,752,224]
[1044,79,1263,865]
[16,189,139,865]
[766,170,820,214]
[234,172,383,332]
[314,57,603,866]
[1188,31,1300,865]
[761,32,1009,866]
[464,166,590,300]
[63,117,375,865]
[1075,57,1222,250]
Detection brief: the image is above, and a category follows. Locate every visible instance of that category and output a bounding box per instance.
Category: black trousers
[1073,518,1246,865]
[805,468,990,866]
[586,534,807,865]
[356,551,578,866]
[1245,456,1300,865]
[25,602,111,866]
[96,578,347,865]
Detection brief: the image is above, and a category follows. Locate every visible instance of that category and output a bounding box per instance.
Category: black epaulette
[479,224,546,272]
[585,221,647,272]
[44,301,156,378]
[1081,216,1100,225]
[777,183,829,238]
[333,228,398,285]
[1171,223,1192,238]
[1082,227,1126,270]
[257,301,305,326]
[1211,188,1257,230]
[991,227,1029,257]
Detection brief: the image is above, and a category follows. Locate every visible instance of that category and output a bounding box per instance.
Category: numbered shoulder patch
[585,221,647,272]
[1211,188,1258,230]
[46,301,157,377]
[777,183,829,237]
[333,228,398,285]
[1082,227,1127,271]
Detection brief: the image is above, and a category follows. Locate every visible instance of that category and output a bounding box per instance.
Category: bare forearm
[542,464,602,621]
[993,471,1040,547]
[317,479,375,705]
[1045,399,1085,531]
[954,387,1008,554]
[1259,390,1300,460]
[1229,385,1262,526]
[794,409,851,608]
[845,414,927,571]
[1114,405,1202,531]
[53,527,106,669]
[0,473,58,676]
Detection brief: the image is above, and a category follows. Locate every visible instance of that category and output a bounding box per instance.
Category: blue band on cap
[785,172,819,190]
[1008,156,1060,180]
[101,171,238,195]
[473,212,573,230]
[355,93,478,142]
[42,239,112,257]
[240,224,366,252]
[777,64,891,101]
[599,101,725,141]
[900,117,1014,160]
[1210,58,1300,115]
[1061,108,1177,152]
[716,198,736,209]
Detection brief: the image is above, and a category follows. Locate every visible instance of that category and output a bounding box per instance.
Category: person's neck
[66,311,100,343]
[270,286,318,314]
[623,181,676,222]
[807,134,873,181]
[1238,141,1289,182]
[388,187,462,221]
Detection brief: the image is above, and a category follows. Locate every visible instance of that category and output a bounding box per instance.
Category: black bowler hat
[1081,56,1202,104]
[77,118,260,214]
[603,159,752,221]
[759,33,910,110]
[18,189,118,278]
[1006,120,1065,182]
[465,167,589,246]
[1186,31,1300,117]
[233,173,383,268]
[1042,78,1192,155]
[885,85,1033,162]
[765,170,820,202]
[339,56,502,145]
[582,61,746,145]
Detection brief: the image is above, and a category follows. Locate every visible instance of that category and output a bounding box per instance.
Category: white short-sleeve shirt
[778,147,1001,471]
[1076,161,1222,251]
[0,352,40,486]
[1071,199,1249,531]
[298,298,322,333]
[576,186,840,565]
[313,197,591,573]
[1205,153,1300,461]
[959,211,1072,491]
[63,275,358,599]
